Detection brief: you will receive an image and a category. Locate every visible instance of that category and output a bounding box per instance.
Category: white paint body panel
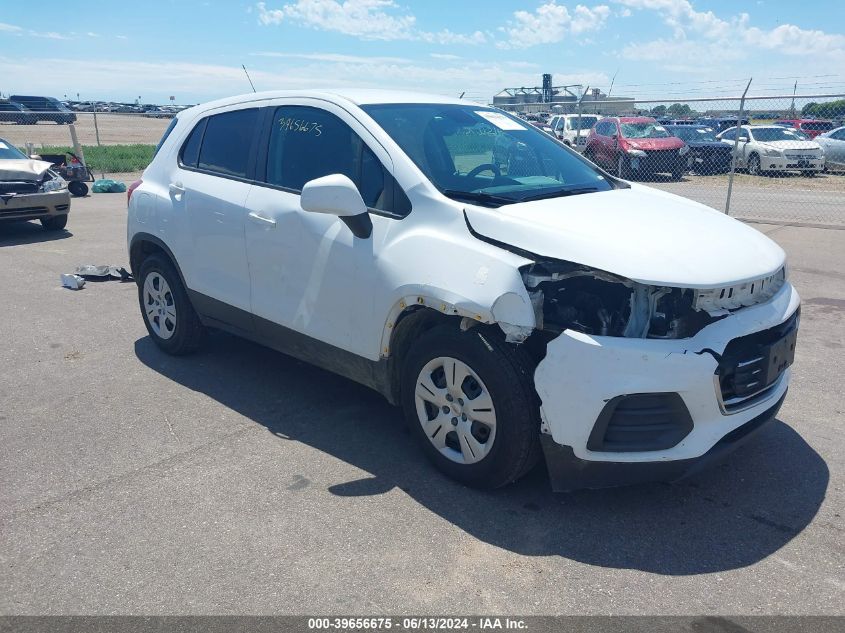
[128,89,799,466]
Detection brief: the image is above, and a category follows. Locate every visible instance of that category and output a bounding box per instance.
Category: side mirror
[300,174,372,239]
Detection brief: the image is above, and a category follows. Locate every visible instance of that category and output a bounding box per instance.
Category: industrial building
[492,74,635,115]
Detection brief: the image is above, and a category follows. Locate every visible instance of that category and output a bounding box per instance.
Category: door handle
[248,211,276,228]
[169,182,185,195]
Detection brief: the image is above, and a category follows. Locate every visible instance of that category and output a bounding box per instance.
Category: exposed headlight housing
[40,176,68,193]
[763,148,782,157]
[679,145,690,156]
[627,148,647,157]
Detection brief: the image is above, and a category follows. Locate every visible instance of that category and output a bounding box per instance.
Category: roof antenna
[242,64,257,93]
[459,91,465,99]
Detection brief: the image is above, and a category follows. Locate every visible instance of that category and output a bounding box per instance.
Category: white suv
[128,90,800,491]
[549,113,602,149]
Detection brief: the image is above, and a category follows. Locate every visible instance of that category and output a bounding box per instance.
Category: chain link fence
[1,95,843,226]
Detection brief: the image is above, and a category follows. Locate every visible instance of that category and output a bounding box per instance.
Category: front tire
[138,254,205,355]
[40,214,67,231]
[617,153,630,179]
[401,325,541,489]
[747,153,762,176]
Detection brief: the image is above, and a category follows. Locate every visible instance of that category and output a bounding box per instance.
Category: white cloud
[256,0,488,44]
[498,2,610,49]
[251,51,411,64]
[616,0,845,62]
[257,0,416,40]
[0,22,24,33]
[0,54,608,105]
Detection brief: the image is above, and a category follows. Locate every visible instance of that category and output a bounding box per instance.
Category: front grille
[0,206,49,218]
[717,309,799,411]
[55,204,69,212]
[0,181,39,194]
[587,392,694,452]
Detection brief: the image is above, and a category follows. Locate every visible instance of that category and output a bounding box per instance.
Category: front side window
[0,138,27,159]
[265,106,409,216]
[196,108,259,178]
[362,104,613,208]
[721,128,736,141]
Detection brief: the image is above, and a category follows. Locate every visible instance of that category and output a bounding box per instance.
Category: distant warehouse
[492,74,635,115]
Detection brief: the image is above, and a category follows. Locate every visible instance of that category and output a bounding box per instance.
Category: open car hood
[0,159,54,181]
[464,184,785,288]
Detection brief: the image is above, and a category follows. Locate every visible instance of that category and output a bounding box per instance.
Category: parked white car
[816,126,845,169]
[548,113,601,149]
[717,125,825,176]
[128,90,799,491]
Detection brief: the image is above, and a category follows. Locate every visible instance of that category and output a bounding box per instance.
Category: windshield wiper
[517,187,599,202]
[442,189,518,207]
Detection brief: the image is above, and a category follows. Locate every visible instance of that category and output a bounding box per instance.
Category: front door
[244,101,401,360]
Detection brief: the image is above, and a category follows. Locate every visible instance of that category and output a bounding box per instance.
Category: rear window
[196,108,259,178]
[803,122,834,131]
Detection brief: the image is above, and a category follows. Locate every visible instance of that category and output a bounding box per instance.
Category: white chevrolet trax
[128,90,799,491]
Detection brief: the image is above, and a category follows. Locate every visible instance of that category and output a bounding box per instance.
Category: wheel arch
[129,233,188,289]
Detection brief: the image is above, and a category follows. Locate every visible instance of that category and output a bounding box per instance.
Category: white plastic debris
[60,274,86,290]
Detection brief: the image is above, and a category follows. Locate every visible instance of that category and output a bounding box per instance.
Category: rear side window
[196,108,259,178]
[264,105,410,216]
[179,119,206,167]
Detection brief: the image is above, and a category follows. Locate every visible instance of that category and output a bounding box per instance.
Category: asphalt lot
[1,193,843,615]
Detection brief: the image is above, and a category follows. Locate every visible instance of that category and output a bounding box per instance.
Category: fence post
[92,109,101,146]
[725,78,752,216]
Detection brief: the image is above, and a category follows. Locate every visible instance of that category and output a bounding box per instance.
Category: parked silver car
[816,126,845,169]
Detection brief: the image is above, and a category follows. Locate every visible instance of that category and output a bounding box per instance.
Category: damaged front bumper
[533,280,800,491]
[0,189,71,222]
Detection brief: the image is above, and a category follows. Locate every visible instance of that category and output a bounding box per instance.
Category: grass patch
[36,144,155,173]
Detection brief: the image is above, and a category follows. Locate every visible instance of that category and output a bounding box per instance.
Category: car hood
[625,137,684,151]
[761,140,820,151]
[0,159,53,181]
[464,184,785,288]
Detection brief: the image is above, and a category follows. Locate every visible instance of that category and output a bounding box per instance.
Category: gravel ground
[0,194,842,615]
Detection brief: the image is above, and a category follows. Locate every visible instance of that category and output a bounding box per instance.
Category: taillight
[127,179,142,206]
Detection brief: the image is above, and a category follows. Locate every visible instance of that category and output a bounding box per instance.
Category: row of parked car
[0,94,193,125]
[518,112,844,179]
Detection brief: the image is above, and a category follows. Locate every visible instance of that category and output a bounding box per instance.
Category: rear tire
[401,325,541,489]
[137,254,205,355]
[40,214,67,231]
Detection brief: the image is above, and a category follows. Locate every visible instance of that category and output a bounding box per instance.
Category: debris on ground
[60,274,85,290]
[74,265,133,281]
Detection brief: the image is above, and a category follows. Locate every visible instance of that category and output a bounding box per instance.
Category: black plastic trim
[586,392,694,452]
[541,391,786,491]
[341,213,373,239]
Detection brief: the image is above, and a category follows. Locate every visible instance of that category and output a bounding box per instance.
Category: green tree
[651,105,667,117]
[667,103,693,116]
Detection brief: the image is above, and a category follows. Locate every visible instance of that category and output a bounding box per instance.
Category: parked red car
[773,119,836,139]
[584,116,689,180]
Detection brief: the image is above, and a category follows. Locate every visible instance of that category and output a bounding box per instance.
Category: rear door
[175,106,261,315]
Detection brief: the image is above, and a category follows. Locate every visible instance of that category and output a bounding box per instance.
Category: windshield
[362,104,613,207]
[753,127,809,142]
[671,126,718,142]
[0,139,27,160]
[569,116,599,130]
[620,122,670,138]
[803,121,834,131]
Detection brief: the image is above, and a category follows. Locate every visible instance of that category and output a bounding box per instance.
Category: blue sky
[1,0,843,104]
